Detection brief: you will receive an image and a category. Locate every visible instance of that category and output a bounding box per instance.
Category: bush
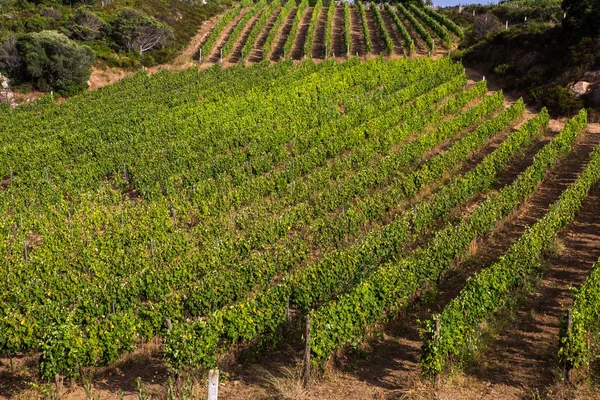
[15,30,94,94]
[542,85,583,117]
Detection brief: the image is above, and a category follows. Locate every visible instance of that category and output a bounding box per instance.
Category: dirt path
[311,4,327,59]
[249,8,281,63]
[271,8,298,61]
[380,5,404,55]
[349,4,366,57]
[208,9,249,63]
[290,7,312,60]
[365,4,385,56]
[331,5,345,58]
[229,10,263,64]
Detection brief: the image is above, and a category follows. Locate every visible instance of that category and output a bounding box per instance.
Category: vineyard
[193,1,460,65]
[2,11,600,397]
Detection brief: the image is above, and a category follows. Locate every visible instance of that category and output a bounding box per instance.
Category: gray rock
[571,81,590,95]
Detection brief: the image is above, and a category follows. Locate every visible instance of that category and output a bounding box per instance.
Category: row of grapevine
[175,78,488,320]
[0,59,403,376]
[371,2,394,55]
[396,3,434,51]
[303,0,322,57]
[408,4,451,46]
[306,103,552,362]
[344,2,351,55]
[324,0,335,57]
[263,0,295,59]
[161,88,512,371]
[200,5,244,59]
[385,3,414,54]
[421,110,589,377]
[558,256,600,376]
[242,0,281,60]
[283,0,309,58]
[221,0,267,59]
[421,4,464,39]
[356,1,373,53]
[1,58,476,378]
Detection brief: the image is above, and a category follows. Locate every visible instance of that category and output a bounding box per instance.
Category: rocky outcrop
[0,73,15,107]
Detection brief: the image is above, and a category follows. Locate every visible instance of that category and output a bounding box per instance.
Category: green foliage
[222,0,267,60]
[563,0,600,37]
[409,3,451,46]
[284,0,309,59]
[541,85,583,117]
[397,2,434,51]
[385,3,414,54]
[303,0,322,57]
[356,1,372,53]
[343,2,351,55]
[371,2,394,55]
[108,8,174,55]
[421,4,464,39]
[324,0,335,56]
[558,256,600,373]
[15,30,94,94]
[243,0,281,61]
[263,0,295,59]
[421,110,589,378]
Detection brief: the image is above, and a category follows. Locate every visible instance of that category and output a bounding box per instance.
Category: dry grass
[261,359,308,400]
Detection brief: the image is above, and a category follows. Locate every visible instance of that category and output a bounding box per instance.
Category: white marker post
[506,20,509,29]
[207,370,219,400]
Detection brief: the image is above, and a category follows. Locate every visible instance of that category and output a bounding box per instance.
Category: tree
[69,9,104,41]
[562,0,600,37]
[474,14,501,40]
[16,31,94,94]
[0,35,22,74]
[109,8,174,55]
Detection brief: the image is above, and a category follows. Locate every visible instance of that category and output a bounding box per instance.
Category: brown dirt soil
[228,10,263,64]
[290,7,312,60]
[270,8,298,61]
[380,5,404,55]
[331,5,345,58]
[394,6,428,55]
[311,4,328,59]
[349,4,366,57]
[207,9,249,63]
[249,7,281,63]
[365,5,385,56]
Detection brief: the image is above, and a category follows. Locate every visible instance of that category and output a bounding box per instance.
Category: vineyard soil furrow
[349,4,366,56]
[248,7,281,62]
[459,129,600,399]
[380,4,405,55]
[290,6,312,59]
[365,4,386,55]
[331,3,345,57]
[270,7,298,60]
[393,6,428,54]
[208,9,249,63]
[311,2,328,58]
[228,10,263,63]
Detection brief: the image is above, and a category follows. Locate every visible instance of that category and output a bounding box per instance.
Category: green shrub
[16,30,94,94]
[542,85,583,117]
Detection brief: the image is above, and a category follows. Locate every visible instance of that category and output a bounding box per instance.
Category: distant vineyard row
[196,1,462,64]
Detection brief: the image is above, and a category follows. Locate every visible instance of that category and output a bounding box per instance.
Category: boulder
[571,81,590,95]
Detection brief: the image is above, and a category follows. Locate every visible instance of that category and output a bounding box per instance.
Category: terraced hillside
[2,54,600,399]
[195,1,461,65]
